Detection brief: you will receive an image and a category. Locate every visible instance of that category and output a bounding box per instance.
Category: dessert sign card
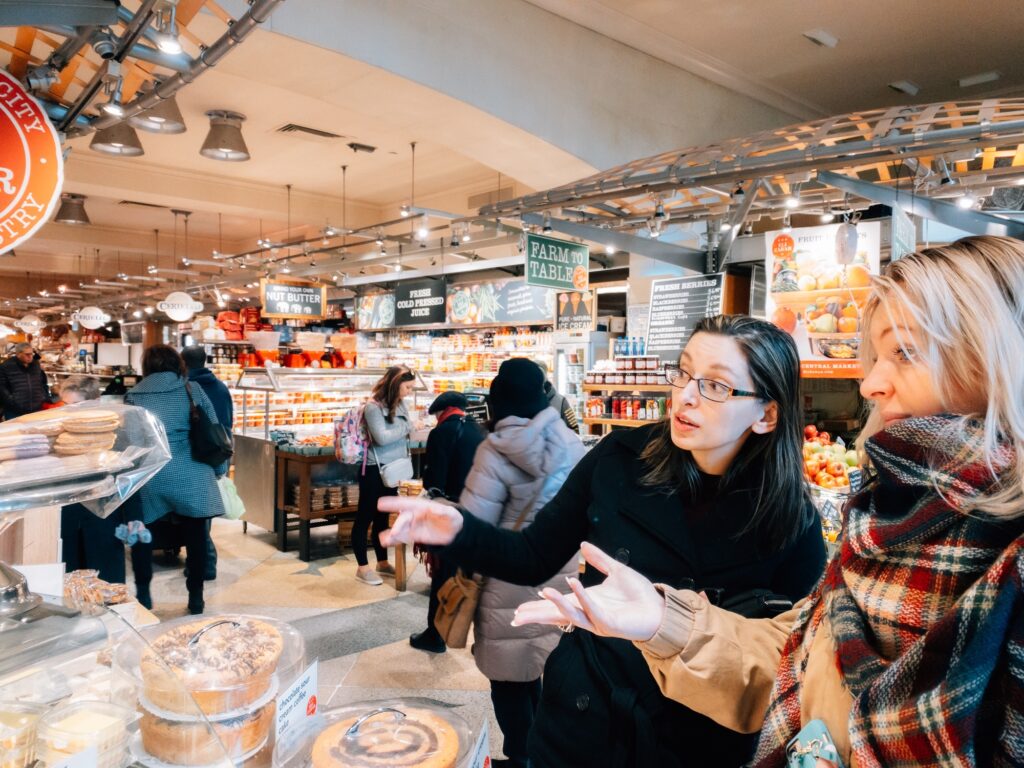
[276,660,319,744]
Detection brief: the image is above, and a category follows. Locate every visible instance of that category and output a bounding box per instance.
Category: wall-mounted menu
[645,274,725,363]
[447,278,554,326]
[395,279,447,325]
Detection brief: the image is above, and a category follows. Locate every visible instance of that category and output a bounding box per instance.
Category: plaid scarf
[753,415,1024,767]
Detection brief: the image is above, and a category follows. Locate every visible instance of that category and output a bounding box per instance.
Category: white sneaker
[355,568,383,586]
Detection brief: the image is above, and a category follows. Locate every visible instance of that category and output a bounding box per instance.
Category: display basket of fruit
[810,335,860,360]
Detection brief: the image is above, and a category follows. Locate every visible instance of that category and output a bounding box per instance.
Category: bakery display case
[273,698,478,768]
[113,614,306,767]
[0,403,172,518]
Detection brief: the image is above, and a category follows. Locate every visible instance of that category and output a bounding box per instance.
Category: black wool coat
[422,414,485,501]
[443,423,826,768]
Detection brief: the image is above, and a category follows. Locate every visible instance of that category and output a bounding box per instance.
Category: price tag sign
[276,659,319,744]
[467,718,490,768]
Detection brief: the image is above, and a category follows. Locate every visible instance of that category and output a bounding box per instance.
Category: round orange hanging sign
[0,68,64,256]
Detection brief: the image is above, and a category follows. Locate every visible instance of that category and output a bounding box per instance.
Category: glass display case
[230,367,428,539]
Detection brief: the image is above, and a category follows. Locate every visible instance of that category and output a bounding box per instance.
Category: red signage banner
[0,68,64,255]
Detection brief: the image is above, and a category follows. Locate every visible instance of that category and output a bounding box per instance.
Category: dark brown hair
[640,314,808,550]
[371,365,415,422]
[142,344,186,378]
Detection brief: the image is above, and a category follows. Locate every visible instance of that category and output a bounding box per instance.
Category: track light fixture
[653,199,666,219]
[153,3,182,55]
[604,243,615,255]
[416,216,429,241]
[400,204,410,217]
[732,183,745,199]
[55,193,90,225]
[90,122,144,156]
[743,222,754,236]
[785,183,801,209]
[820,211,836,223]
[542,214,552,234]
[782,214,792,233]
[200,110,249,162]
[129,82,186,134]
[374,231,384,246]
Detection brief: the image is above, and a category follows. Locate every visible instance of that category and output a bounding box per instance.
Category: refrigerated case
[553,331,610,429]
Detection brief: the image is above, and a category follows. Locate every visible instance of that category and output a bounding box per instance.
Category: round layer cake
[311,709,458,768]
[140,700,275,766]
[140,617,283,715]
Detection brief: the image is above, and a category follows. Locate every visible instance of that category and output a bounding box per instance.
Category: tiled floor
[131,517,506,757]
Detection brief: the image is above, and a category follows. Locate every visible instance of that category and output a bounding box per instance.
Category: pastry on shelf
[311,708,459,768]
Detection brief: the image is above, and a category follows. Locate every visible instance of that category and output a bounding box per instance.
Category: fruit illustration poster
[765,221,880,378]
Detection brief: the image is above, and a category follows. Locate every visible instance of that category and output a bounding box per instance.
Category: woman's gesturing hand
[378,496,464,547]
[512,541,666,642]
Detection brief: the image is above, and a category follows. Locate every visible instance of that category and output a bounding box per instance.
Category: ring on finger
[557,623,575,633]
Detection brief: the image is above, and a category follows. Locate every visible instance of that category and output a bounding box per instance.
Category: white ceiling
[527,0,1024,118]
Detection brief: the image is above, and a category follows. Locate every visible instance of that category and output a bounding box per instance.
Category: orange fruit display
[838,316,858,334]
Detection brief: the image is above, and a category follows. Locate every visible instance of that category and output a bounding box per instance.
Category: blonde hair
[858,235,1024,517]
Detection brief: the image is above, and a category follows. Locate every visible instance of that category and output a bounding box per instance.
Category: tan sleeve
[635,590,805,734]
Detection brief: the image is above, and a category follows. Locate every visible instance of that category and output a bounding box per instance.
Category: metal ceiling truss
[480,100,1024,250]
[1,0,286,137]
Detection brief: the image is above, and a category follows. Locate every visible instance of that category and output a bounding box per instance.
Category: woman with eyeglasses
[379,315,826,768]
[512,236,1024,767]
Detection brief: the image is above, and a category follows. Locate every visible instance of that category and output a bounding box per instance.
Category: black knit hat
[489,358,549,424]
[428,390,468,415]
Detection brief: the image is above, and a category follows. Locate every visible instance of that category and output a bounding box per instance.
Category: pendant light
[129,81,186,134]
[200,110,249,161]
[54,193,90,225]
[90,121,144,156]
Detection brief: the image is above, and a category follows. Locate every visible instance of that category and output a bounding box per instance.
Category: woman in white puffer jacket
[459,357,585,768]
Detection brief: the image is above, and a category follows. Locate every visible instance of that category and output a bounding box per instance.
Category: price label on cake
[468,718,490,768]
[52,745,97,768]
[276,659,318,744]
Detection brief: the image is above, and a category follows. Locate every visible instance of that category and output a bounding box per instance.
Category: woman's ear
[750,401,779,434]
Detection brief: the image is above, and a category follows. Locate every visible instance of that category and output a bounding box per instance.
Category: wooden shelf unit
[583,383,673,393]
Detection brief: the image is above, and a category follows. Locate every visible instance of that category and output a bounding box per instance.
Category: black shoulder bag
[185,382,234,467]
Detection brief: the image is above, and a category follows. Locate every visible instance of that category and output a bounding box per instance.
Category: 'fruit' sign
[765,221,881,378]
[0,69,64,256]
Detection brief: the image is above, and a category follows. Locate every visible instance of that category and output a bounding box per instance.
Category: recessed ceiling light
[802,29,838,48]
[958,71,1000,89]
[888,80,920,96]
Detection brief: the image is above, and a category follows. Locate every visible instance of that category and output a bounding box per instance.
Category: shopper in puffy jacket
[410,391,486,653]
[514,237,1024,768]
[380,316,826,768]
[125,345,225,615]
[0,343,51,420]
[353,365,415,586]
[462,358,585,767]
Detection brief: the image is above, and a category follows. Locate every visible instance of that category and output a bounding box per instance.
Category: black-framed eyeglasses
[664,365,760,403]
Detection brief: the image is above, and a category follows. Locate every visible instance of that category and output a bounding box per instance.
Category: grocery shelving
[583,384,673,393]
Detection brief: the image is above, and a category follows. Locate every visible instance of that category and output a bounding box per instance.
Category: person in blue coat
[125,345,226,614]
[182,345,234,581]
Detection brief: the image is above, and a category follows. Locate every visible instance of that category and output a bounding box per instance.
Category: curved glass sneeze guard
[0,402,172,518]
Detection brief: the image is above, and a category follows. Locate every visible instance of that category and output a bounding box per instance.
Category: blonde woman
[513,235,1024,767]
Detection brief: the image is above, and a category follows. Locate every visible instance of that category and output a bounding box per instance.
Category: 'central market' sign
[525,233,589,292]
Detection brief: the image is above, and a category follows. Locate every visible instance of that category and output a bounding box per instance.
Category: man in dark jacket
[181,346,233,429]
[535,360,578,433]
[410,391,484,653]
[181,345,233,580]
[0,343,51,420]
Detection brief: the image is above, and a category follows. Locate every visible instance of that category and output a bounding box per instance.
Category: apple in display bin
[802,424,858,489]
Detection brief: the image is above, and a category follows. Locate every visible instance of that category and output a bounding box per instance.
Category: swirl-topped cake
[311,708,458,768]
[140,617,283,715]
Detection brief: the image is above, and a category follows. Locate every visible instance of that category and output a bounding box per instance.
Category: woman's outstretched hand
[512,541,666,642]
[378,496,464,547]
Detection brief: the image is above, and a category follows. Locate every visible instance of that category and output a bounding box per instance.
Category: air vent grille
[276,123,343,139]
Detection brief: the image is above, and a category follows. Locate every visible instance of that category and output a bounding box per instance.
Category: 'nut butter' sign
[260,278,326,320]
[0,69,64,256]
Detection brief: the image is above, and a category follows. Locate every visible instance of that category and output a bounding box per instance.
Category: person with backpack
[409,391,485,653]
[352,365,416,586]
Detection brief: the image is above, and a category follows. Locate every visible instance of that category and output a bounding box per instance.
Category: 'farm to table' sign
[525,233,589,292]
[261,278,326,320]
